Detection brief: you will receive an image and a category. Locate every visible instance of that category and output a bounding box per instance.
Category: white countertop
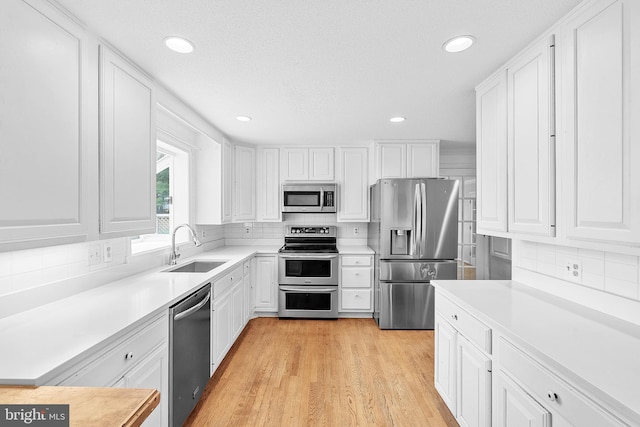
[432,279,640,420]
[336,245,374,254]
[0,245,279,386]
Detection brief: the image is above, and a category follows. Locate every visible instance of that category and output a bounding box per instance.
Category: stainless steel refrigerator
[368,178,459,329]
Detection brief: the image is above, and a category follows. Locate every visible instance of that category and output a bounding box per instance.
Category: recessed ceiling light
[390,116,406,123]
[443,35,475,53]
[236,116,252,122]
[163,36,195,53]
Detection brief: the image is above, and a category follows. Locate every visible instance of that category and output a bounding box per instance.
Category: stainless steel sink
[164,260,228,273]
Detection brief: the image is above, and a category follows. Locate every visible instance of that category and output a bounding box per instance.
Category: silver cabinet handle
[451,314,458,321]
[547,391,558,402]
[125,352,134,361]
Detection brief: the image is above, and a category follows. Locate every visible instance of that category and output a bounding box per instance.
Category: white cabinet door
[0,0,93,249]
[243,260,253,322]
[211,292,232,369]
[476,72,508,234]
[99,46,156,237]
[407,143,439,177]
[231,280,245,339]
[434,315,457,416]
[507,37,555,237]
[309,148,334,181]
[281,148,309,181]
[257,147,281,222]
[222,139,233,223]
[456,335,491,427]
[233,145,256,221]
[377,143,406,178]
[254,255,278,312]
[337,147,369,221]
[495,371,551,427]
[120,343,169,427]
[561,0,640,245]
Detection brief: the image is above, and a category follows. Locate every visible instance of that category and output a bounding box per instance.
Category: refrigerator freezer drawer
[378,282,436,329]
[379,260,457,282]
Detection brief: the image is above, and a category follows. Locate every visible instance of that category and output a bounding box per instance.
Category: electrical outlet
[102,242,112,263]
[244,226,252,236]
[565,260,582,283]
[353,226,359,236]
[88,244,101,266]
[201,230,206,239]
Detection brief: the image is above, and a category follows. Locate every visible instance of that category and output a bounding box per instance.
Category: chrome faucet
[170,224,202,265]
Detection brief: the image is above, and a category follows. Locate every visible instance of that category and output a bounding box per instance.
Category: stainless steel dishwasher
[169,283,211,427]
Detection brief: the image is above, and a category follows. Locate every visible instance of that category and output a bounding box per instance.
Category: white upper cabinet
[257,147,281,222]
[281,147,334,181]
[561,0,640,246]
[336,147,369,222]
[476,72,508,234]
[309,148,335,181]
[406,143,439,178]
[99,46,156,237]
[222,139,233,223]
[476,35,556,239]
[0,0,94,250]
[507,37,556,237]
[376,141,439,179]
[232,145,256,222]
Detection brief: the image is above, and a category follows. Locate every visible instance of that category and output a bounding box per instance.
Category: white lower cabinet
[254,255,278,313]
[435,288,633,427]
[339,255,373,312]
[435,315,457,412]
[496,370,551,427]
[456,335,492,427]
[51,314,169,427]
[434,306,491,427]
[211,264,245,374]
[497,337,627,427]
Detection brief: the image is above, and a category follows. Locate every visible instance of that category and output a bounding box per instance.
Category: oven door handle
[279,286,338,292]
[278,254,338,259]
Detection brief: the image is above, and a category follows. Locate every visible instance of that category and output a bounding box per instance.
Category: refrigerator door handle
[420,182,427,259]
[410,184,420,256]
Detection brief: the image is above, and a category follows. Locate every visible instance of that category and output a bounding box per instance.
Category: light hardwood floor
[185,317,457,427]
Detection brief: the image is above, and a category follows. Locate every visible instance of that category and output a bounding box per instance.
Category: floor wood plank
[185,317,458,427]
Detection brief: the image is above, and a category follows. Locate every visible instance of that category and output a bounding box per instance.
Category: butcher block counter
[0,386,159,426]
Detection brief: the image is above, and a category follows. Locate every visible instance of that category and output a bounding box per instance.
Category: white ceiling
[55,0,581,147]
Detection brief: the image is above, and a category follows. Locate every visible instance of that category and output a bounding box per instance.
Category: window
[131,140,190,254]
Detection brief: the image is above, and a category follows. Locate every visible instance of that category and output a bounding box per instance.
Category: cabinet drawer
[213,266,243,298]
[59,315,168,387]
[341,289,371,310]
[436,294,491,354]
[498,337,626,426]
[341,268,371,288]
[341,256,372,267]
[243,260,251,276]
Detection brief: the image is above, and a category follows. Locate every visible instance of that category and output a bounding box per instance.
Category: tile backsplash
[514,240,640,301]
[0,217,367,302]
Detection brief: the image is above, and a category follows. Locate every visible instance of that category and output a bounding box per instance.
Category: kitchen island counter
[0,385,159,426]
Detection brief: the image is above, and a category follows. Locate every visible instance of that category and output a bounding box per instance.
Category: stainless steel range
[278,225,339,319]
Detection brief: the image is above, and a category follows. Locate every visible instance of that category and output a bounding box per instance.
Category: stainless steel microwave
[282,183,337,213]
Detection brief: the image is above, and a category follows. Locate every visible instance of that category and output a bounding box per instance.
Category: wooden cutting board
[0,386,160,427]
